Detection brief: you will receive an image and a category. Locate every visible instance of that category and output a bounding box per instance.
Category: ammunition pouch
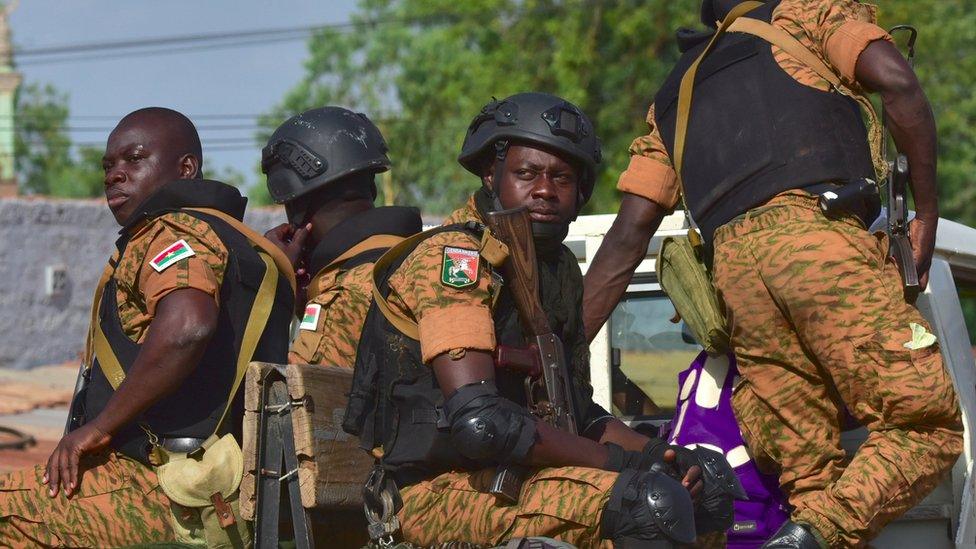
[155,433,250,547]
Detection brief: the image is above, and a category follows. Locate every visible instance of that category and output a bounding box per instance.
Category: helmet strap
[483,140,509,212]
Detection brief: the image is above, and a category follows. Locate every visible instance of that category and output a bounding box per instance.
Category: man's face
[491,144,579,226]
[101,121,186,225]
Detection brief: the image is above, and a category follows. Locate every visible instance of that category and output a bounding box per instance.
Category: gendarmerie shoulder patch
[299,304,322,331]
[149,239,195,273]
[441,246,480,289]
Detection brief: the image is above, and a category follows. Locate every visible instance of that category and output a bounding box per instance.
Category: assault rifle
[885,24,921,303]
[484,206,581,502]
[63,364,90,435]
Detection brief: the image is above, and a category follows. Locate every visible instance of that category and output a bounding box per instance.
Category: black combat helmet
[262,106,390,204]
[458,92,602,205]
[701,0,759,27]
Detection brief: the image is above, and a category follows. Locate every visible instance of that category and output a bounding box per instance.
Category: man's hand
[909,216,937,290]
[664,448,704,501]
[43,424,111,498]
[264,222,311,272]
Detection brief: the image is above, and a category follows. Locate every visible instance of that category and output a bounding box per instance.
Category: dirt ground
[0,364,77,473]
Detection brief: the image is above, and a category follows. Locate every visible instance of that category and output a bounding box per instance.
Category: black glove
[672,445,748,533]
[602,438,670,472]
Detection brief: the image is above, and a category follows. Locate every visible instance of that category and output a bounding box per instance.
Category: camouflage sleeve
[387,231,496,364]
[616,103,681,211]
[288,262,375,368]
[779,0,893,84]
[134,212,229,317]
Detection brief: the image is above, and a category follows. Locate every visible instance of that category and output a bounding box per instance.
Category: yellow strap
[214,252,278,434]
[186,207,297,296]
[306,234,408,295]
[92,309,127,390]
[673,0,764,189]
[83,264,114,371]
[367,225,508,342]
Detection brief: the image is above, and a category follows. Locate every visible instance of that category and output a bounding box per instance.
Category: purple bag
[659,351,789,548]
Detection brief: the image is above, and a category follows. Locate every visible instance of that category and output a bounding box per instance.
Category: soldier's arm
[583,194,667,341]
[44,289,218,497]
[431,352,610,469]
[855,40,938,285]
[583,104,678,342]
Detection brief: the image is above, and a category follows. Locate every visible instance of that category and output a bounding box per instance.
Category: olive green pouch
[155,433,250,548]
[657,233,729,355]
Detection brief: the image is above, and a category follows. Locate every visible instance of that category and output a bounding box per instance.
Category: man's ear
[481,161,496,193]
[178,154,200,179]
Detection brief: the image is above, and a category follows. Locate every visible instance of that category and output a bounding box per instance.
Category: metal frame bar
[254,366,313,549]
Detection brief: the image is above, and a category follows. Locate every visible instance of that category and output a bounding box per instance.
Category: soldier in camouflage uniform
[345,93,747,548]
[260,107,422,368]
[582,1,963,547]
[0,108,295,547]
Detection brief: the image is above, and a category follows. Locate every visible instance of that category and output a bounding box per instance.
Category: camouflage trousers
[0,450,175,547]
[711,191,964,547]
[397,466,617,548]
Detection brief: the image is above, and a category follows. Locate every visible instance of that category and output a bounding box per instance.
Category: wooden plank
[284,363,374,510]
[240,361,275,521]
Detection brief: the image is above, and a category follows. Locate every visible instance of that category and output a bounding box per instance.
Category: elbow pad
[442,380,537,464]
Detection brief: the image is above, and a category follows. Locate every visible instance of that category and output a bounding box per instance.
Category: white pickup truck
[567,212,976,548]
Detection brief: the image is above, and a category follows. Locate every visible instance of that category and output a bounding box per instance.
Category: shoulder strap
[369,224,509,341]
[727,17,885,177]
[185,207,297,296]
[306,234,410,295]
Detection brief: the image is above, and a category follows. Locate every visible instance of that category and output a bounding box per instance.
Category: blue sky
[11,0,358,188]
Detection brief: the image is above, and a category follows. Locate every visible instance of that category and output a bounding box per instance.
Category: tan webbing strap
[92,308,127,390]
[727,16,886,177]
[367,225,508,341]
[673,1,763,245]
[186,207,297,296]
[369,231,431,341]
[213,251,278,435]
[673,1,764,189]
[306,234,409,295]
[83,265,114,371]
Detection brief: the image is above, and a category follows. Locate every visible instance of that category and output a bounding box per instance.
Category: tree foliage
[15,83,104,198]
[273,0,974,219]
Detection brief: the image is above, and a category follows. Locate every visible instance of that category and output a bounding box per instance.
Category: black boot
[761,521,824,549]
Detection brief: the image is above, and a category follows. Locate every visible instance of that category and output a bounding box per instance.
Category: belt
[161,437,207,454]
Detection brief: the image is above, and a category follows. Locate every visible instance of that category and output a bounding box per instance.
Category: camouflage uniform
[616,1,963,545]
[289,254,377,368]
[0,212,230,547]
[388,198,619,547]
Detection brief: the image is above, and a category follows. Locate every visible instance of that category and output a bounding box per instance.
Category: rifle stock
[485,207,551,336]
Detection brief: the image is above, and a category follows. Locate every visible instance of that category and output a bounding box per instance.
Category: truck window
[955,280,976,357]
[610,292,702,419]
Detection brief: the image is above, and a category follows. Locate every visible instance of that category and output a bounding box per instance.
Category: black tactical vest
[81,180,295,465]
[305,206,423,277]
[344,223,607,486]
[654,0,875,245]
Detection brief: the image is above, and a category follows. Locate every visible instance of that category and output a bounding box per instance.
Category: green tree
[15,83,103,197]
[266,0,701,214]
[271,0,976,220]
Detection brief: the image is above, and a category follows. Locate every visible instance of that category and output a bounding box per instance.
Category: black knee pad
[600,469,696,547]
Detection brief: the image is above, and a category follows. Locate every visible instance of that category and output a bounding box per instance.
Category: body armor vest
[654,0,875,245]
[344,224,604,486]
[82,180,294,465]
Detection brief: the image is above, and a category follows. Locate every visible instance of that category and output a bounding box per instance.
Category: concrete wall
[0,197,285,369]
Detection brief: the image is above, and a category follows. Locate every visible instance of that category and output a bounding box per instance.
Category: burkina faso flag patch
[149,239,195,272]
[441,246,480,289]
[299,304,321,331]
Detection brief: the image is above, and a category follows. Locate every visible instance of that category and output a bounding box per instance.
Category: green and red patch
[299,304,322,331]
[149,239,195,273]
[441,246,480,289]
